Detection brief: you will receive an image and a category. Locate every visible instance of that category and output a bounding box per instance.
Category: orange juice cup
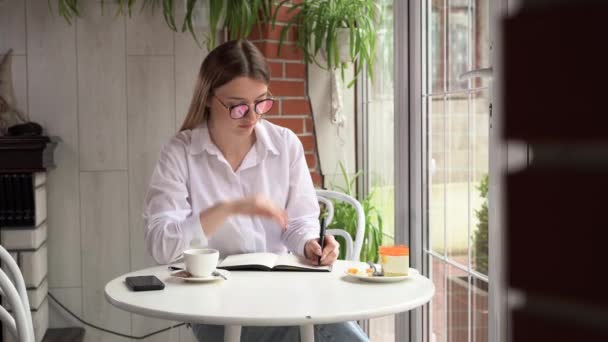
[379,245,409,276]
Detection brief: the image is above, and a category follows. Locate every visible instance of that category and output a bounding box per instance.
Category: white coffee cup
[183,248,219,277]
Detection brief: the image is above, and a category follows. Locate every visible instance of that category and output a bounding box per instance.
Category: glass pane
[470,91,489,275]
[428,96,446,255]
[368,106,395,244]
[428,0,446,94]
[447,0,471,91]
[446,264,470,342]
[371,0,394,97]
[430,256,447,342]
[471,277,489,342]
[368,0,395,253]
[369,1,395,340]
[471,0,491,89]
[424,0,491,341]
[446,95,469,265]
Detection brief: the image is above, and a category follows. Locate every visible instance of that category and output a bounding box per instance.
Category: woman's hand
[304,234,340,266]
[232,195,288,228]
[199,195,287,238]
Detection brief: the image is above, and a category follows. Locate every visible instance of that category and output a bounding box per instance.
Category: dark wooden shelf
[0,136,58,172]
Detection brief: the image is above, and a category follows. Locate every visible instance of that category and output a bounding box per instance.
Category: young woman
[143,40,368,342]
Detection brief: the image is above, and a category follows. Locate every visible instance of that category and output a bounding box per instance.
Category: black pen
[318,216,326,265]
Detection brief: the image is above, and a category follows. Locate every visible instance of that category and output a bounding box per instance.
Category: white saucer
[345,268,418,283]
[170,269,230,282]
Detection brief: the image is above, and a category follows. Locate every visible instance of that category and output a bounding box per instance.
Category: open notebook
[217,253,331,272]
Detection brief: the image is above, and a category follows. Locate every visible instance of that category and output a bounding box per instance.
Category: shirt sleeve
[281,131,321,257]
[143,136,207,265]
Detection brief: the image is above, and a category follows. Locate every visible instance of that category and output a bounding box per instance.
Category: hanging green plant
[272,0,382,87]
[219,0,273,49]
[51,0,272,50]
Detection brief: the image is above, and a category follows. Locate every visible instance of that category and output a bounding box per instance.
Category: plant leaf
[161,0,177,31]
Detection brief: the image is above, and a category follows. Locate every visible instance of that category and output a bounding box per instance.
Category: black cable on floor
[48,292,185,339]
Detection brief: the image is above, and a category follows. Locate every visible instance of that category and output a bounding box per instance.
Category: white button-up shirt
[143,120,320,264]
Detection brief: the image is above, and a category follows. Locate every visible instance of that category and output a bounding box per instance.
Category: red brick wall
[246,4,323,187]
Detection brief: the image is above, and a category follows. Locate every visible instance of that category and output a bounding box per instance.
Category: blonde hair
[179,40,270,131]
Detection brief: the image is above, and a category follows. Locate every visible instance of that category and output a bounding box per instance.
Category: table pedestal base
[299,324,315,342]
[224,325,241,342]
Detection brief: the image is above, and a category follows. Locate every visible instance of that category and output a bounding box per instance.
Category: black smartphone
[125,275,165,292]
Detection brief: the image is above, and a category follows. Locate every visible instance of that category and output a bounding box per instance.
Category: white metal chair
[0,244,35,342]
[316,189,365,261]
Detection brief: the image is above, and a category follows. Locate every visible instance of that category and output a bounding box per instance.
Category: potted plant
[473,174,488,275]
[272,0,381,87]
[52,0,272,50]
[323,162,384,263]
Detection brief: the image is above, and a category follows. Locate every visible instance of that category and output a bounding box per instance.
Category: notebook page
[275,253,331,271]
[218,253,278,269]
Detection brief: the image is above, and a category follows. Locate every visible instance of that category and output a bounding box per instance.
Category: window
[365,0,395,245]
[361,0,492,340]
[360,0,395,340]
[423,0,491,342]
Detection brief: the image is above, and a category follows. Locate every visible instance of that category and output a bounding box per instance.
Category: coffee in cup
[183,248,219,277]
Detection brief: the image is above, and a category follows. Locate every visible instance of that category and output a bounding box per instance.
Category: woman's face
[208,76,270,137]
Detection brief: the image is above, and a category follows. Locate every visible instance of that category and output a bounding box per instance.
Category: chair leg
[0,306,18,339]
[0,270,31,342]
[0,245,34,341]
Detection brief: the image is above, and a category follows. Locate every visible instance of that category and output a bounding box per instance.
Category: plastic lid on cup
[379,245,410,256]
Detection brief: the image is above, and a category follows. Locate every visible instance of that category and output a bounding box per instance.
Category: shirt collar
[188,120,280,157]
[188,122,218,156]
[254,120,280,157]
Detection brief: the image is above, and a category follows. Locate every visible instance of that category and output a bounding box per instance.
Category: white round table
[105,260,434,342]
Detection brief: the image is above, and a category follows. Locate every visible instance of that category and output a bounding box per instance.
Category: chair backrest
[316,189,365,261]
[0,244,35,342]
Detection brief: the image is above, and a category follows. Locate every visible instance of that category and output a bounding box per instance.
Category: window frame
[394,0,507,341]
[359,0,508,339]
[394,0,423,341]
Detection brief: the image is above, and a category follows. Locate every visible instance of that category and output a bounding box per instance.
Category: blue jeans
[191,321,369,342]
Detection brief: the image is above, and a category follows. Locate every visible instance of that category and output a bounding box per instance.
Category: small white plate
[170,269,230,283]
[345,268,418,283]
